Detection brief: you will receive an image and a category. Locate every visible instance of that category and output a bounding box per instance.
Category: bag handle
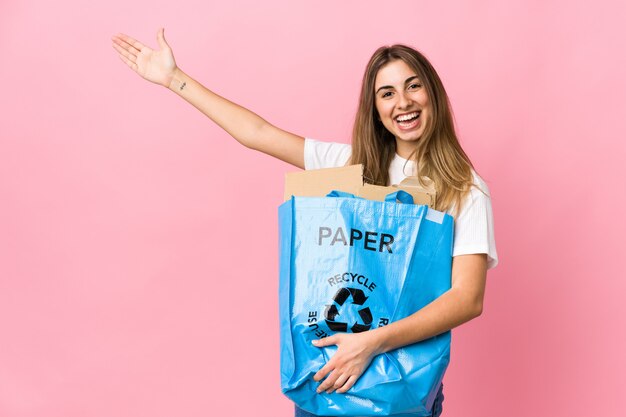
[384,190,414,204]
[326,190,357,198]
[326,190,414,204]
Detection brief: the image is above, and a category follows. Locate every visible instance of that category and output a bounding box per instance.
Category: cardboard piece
[284,164,436,207]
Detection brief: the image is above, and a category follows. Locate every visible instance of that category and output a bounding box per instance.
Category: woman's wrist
[368,326,390,355]
[166,67,185,91]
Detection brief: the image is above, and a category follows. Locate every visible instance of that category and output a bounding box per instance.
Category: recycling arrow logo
[324,287,373,333]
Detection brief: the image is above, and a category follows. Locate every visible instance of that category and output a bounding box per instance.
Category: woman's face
[374,59,430,157]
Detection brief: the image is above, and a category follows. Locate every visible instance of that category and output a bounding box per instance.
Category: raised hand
[110,28,306,168]
[111,28,177,88]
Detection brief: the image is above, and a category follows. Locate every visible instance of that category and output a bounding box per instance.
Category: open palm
[111,28,177,88]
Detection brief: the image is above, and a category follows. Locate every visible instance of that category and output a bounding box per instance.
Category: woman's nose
[397,92,413,109]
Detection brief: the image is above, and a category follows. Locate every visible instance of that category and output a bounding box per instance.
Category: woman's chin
[395,132,423,144]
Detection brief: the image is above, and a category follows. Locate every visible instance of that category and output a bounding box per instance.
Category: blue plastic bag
[278,191,454,416]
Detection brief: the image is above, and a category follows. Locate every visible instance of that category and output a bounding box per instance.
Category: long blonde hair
[350,45,475,217]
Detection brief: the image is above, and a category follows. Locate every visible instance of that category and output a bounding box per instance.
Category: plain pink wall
[1,0,625,416]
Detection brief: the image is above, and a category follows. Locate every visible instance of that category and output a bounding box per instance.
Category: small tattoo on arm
[179,82,186,91]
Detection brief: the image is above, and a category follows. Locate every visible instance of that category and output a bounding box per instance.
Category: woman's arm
[111,28,305,168]
[312,253,488,394]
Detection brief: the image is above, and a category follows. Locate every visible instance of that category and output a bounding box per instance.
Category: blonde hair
[350,44,475,217]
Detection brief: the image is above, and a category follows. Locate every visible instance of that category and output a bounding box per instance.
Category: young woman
[111,28,498,417]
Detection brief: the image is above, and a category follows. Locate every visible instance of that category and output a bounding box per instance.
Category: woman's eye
[381,91,393,98]
[408,83,422,90]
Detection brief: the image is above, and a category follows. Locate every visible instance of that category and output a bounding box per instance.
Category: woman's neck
[395,140,419,160]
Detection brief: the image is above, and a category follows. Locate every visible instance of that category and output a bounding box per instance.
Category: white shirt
[304,138,499,269]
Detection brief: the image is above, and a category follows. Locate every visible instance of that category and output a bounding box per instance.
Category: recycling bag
[278,191,454,416]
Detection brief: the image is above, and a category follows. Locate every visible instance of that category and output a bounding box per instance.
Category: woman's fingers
[326,373,350,394]
[316,370,341,393]
[111,41,137,61]
[116,53,137,72]
[313,361,334,384]
[112,36,142,57]
[336,375,357,394]
[156,27,169,50]
[111,42,139,73]
[114,33,146,54]
[317,371,358,394]
[312,335,339,348]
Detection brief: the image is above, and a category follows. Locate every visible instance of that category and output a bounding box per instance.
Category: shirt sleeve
[304,138,352,170]
[452,175,499,269]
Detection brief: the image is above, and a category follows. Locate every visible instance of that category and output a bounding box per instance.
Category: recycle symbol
[324,287,373,333]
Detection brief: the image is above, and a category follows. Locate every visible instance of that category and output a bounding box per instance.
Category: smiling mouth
[395,111,421,129]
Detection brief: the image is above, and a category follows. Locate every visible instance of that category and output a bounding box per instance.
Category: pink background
[1,1,625,416]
